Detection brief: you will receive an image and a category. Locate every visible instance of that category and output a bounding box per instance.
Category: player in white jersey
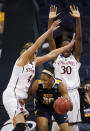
[2,20,75,131]
[48,5,82,131]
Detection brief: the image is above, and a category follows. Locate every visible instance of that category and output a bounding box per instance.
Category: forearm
[48,19,56,51]
[73,17,82,59]
[76,18,82,40]
[48,19,53,40]
[50,40,74,58]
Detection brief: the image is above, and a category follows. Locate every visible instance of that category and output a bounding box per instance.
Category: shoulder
[72,54,81,66]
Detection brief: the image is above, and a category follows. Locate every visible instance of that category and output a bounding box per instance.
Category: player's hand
[49,5,60,19]
[69,5,80,18]
[60,96,73,111]
[50,19,61,32]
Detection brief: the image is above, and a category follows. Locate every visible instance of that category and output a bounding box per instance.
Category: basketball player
[2,20,75,131]
[22,64,73,131]
[48,5,82,131]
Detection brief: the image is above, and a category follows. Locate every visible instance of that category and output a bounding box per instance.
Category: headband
[42,69,54,77]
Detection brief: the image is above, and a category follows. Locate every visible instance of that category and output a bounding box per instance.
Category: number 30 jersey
[53,54,81,90]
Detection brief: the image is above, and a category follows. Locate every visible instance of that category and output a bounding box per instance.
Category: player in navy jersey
[22,64,73,131]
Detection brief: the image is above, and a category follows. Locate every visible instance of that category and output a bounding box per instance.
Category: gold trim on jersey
[56,79,62,84]
[38,80,42,84]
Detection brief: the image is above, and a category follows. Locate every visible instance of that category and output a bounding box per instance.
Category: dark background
[0,0,90,130]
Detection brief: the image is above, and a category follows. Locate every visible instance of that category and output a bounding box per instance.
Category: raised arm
[35,33,75,66]
[48,5,61,51]
[69,5,82,62]
[17,19,61,66]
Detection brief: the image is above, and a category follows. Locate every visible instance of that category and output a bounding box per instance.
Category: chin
[63,54,70,58]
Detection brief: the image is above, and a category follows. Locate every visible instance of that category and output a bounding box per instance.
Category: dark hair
[83,79,90,85]
[42,64,54,77]
[55,34,72,48]
[61,38,71,45]
[45,65,54,74]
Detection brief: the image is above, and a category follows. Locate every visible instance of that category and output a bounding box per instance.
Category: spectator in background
[78,79,90,131]
[0,2,5,57]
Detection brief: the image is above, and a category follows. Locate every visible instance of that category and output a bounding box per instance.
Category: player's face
[61,42,73,58]
[41,73,53,89]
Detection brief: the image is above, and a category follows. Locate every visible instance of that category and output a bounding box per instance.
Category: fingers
[55,26,60,30]
[57,12,60,17]
[50,5,57,12]
[52,19,61,31]
[50,5,60,15]
[73,32,76,40]
[70,5,73,12]
[54,19,62,25]
[69,11,73,16]
[70,5,78,11]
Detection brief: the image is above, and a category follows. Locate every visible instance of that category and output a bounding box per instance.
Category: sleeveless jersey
[4,61,35,99]
[35,79,61,111]
[53,54,81,90]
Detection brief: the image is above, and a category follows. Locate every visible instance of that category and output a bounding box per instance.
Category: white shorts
[2,90,29,121]
[67,89,81,123]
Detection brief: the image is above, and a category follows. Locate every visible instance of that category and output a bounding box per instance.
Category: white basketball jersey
[4,61,35,99]
[53,54,81,90]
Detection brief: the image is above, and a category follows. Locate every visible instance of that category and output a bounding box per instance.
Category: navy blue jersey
[35,79,61,112]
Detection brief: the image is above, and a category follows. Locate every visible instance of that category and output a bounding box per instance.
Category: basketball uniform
[53,54,81,123]
[3,60,35,120]
[34,79,68,125]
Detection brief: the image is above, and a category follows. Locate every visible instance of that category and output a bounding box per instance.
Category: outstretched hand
[50,19,61,31]
[49,5,60,19]
[69,5,80,18]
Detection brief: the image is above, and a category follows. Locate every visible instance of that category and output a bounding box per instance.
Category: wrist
[49,18,54,21]
[49,27,53,33]
[76,17,80,20]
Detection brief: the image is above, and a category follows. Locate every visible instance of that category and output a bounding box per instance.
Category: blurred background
[0,0,90,130]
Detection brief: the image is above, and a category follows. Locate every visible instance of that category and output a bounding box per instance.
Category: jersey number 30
[61,66,72,74]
